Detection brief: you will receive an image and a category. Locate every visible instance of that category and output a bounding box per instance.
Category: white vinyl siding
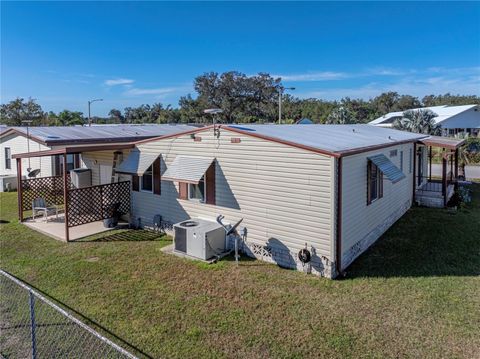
[341,142,414,269]
[82,149,131,185]
[0,133,53,177]
[130,128,335,260]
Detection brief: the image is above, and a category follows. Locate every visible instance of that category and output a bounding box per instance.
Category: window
[189,176,205,202]
[400,151,404,172]
[5,148,11,169]
[409,148,413,174]
[367,161,383,205]
[141,164,153,192]
[389,149,398,157]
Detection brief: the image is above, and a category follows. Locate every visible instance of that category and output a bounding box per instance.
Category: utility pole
[88,98,103,126]
[278,87,295,124]
[21,120,33,171]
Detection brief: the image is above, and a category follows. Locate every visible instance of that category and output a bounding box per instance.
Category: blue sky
[1,1,479,116]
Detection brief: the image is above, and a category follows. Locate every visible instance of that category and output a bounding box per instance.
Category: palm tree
[393,109,441,135]
[325,106,355,124]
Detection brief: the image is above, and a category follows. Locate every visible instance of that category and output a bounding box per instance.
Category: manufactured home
[13,124,465,278]
[0,124,195,191]
[369,104,480,137]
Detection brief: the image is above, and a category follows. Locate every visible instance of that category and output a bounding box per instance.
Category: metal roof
[369,104,479,126]
[226,124,427,154]
[368,154,406,183]
[418,136,466,150]
[2,124,197,145]
[115,148,159,175]
[163,156,214,184]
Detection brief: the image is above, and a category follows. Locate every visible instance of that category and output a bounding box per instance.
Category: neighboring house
[369,104,480,136]
[0,124,196,190]
[14,124,464,278]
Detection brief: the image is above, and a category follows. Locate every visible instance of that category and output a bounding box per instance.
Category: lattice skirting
[341,199,411,271]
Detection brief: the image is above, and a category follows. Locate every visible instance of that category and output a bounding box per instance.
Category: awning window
[163,156,214,184]
[368,154,405,183]
[115,149,159,176]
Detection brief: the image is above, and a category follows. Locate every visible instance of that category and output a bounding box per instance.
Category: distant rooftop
[369,104,479,126]
[226,124,427,154]
[1,124,198,145]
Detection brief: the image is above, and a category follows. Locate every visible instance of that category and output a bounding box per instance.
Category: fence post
[29,291,37,359]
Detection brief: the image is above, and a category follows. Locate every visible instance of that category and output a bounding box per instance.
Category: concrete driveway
[430,164,480,180]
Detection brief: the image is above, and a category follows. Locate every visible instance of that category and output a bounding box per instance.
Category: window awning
[163,156,214,184]
[368,154,405,183]
[115,149,158,175]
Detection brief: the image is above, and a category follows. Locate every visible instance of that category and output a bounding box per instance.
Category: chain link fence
[0,269,138,358]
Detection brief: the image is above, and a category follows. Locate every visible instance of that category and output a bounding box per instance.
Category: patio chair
[32,198,58,222]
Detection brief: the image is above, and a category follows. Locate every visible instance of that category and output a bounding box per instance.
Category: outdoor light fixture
[88,98,103,126]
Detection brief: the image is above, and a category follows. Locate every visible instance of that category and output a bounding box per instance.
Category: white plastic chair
[32,198,58,222]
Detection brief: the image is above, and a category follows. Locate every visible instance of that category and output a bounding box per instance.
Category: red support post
[429,146,432,181]
[442,155,447,207]
[412,143,417,203]
[63,154,70,242]
[454,148,459,181]
[16,158,23,221]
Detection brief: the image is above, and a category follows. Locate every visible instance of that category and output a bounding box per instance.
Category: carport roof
[12,143,135,159]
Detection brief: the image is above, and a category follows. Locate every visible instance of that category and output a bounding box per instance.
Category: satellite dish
[28,169,41,178]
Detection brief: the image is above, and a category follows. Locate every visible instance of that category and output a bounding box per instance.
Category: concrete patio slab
[23,214,116,241]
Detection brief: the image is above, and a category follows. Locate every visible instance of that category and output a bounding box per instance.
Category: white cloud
[275,71,347,82]
[123,87,178,96]
[104,78,135,86]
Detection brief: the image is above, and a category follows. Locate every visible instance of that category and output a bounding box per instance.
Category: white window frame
[140,164,154,193]
[188,176,206,203]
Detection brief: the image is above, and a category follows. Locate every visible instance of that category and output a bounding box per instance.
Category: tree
[393,109,441,135]
[325,106,355,124]
[57,110,85,126]
[108,109,125,124]
[193,71,281,123]
[0,98,45,126]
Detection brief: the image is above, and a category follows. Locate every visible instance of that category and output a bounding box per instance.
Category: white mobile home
[14,124,464,278]
[84,125,428,278]
[369,104,480,137]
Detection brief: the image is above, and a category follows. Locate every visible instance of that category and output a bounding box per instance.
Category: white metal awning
[115,149,158,175]
[163,156,214,184]
[368,154,406,183]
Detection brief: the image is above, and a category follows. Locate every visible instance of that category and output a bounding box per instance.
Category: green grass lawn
[1,186,479,359]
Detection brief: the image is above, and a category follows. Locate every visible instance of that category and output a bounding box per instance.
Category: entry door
[99,165,112,185]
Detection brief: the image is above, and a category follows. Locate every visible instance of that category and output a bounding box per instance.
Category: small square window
[189,176,205,202]
[141,165,153,192]
[389,150,398,157]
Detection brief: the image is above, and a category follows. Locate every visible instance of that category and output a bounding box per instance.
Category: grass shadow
[346,184,480,279]
[74,229,169,243]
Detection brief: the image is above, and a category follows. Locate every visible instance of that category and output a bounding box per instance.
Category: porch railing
[67,181,131,227]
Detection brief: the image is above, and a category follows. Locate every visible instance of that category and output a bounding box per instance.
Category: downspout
[335,156,344,278]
